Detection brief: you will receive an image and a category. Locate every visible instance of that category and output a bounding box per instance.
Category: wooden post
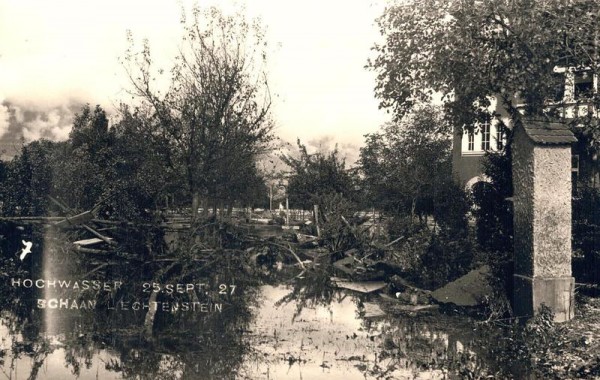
[314,204,321,238]
[286,197,290,226]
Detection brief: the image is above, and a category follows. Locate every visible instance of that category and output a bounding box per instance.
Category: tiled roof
[522,120,577,145]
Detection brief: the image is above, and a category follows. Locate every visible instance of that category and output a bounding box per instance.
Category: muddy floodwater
[0,274,503,380]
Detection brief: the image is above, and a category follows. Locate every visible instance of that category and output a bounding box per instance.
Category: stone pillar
[512,120,576,322]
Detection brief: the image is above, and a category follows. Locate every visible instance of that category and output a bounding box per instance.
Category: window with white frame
[481,120,491,151]
[467,132,474,151]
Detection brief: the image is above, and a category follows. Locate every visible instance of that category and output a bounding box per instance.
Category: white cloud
[18,105,76,142]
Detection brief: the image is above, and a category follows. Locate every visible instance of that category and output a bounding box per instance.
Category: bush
[386,215,474,290]
[318,192,361,253]
[471,150,514,313]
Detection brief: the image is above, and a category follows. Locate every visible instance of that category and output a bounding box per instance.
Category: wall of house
[451,129,484,186]
[452,69,595,188]
[452,97,510,187]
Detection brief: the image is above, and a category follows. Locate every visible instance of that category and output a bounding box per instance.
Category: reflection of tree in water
[0,223,55,379]
[0,221,263,379]
[0,277,259,379]
[358,315,472,378]
[356,312,538,379]
[73,249,260,379]
[271,261,504,379]
[96,286,258,379]
[274,266,345,320]
[0,298,54,380]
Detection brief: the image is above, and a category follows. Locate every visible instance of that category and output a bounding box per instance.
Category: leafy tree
[89,106,172,221]
[51,105,116,212]
[0,140,58,216]
[369,0,600,129]
[223,161,269,210]
[124,6,274,219]
[359,105,473,288]
[282,140,357,210]
[369,0,600,291]
[360,104,468,229]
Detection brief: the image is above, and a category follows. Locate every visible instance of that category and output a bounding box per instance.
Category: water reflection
[239,282,488,380]
[1,275,516,379]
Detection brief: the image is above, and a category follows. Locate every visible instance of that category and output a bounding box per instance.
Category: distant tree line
[0,102,269,222]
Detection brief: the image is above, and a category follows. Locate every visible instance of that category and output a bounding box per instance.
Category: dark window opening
[572,154,580,196]
[495,125,505,150]
[574,71,593,100]
[551,73,565,102]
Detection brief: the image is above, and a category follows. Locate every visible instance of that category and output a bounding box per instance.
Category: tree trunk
[227,204,233,221]
[314,204,321,238]
[202,198,209,217]
[191,192,201,221]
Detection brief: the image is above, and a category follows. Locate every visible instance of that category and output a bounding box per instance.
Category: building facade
[452,68,596,190]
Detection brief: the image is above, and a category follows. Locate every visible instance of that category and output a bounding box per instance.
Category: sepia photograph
[1,0,600,379]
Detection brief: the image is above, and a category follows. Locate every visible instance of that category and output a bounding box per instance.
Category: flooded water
[238,285,476,380]
[0,223,506,379]
[0,277,500,380]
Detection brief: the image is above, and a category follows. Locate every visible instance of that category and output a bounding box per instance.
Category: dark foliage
[282,140,358,210]
[573,187,600,285]
[0,140,57,216]
[472,149,514,254]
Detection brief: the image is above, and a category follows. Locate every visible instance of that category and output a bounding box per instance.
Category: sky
[0,0,390,161]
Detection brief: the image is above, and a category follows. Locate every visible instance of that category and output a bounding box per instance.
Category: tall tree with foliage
[360,104,468,229]
[369,0,600,289]
[282,140,357,210]
[124,6,274,219]
[369,0,600,129]
[0,140,58,216]
[359,105,473,288]
[51,105,115,212]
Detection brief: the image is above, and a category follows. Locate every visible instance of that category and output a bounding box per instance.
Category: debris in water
[53,211,94,228]
[333,256,356,275]
[431,266,492,307]
[362,302,386,318]
[73,237,113,246]
[331,278,386,294]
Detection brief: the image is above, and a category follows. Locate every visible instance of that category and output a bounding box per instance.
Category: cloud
[306,135,335,153]
[20,108,69,142]
[304,135,361,166]
[0,0,389,154]
[9,101,83,143]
